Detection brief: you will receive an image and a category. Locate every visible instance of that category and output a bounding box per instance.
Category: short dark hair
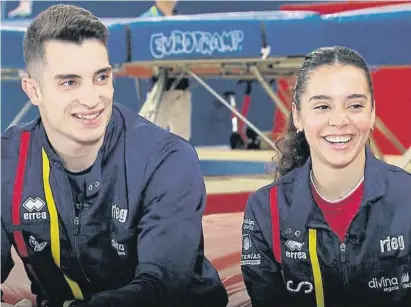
[23,4,108,74]
[273,46,374,178]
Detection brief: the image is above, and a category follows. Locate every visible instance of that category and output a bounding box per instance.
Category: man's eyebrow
[95,66,112,75]
[308,95,332,102]
[53,67,112,80]
[53,73,81,80]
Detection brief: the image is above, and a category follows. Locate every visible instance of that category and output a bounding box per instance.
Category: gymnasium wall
[1,1,295,146]
[1,1,410,154]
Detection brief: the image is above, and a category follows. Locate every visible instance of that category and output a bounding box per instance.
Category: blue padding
[129,13,264,62]
[106,23,128,65]
[2,7,411,69]
[322,4,411,66]
[0,18,132,69]
[200,160,268,176]
[263,11,325,57]
[1,27,25,69]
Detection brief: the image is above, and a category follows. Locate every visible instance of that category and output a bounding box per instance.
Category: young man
[1,4,228,307]
[138,0,193,142]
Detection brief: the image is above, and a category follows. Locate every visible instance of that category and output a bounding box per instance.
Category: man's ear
[21,76,42,106]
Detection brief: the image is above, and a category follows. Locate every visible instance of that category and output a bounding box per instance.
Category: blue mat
[2,4,411,69]
[322,4,411,67]
[199,160,269,176]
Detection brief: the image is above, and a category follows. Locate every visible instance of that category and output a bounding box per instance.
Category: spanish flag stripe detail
[309,228,325,307]
[42,147,84,300]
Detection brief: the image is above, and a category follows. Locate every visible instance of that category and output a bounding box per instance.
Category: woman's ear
[21,76,42,106]
[370,100,376,131]
[292,102,302,132]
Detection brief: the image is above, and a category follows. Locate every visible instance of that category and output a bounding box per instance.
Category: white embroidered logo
[286,280,313,294]
[111,238,126,256]
[243,234,252,251]
[22,197,47,220]
[380,235,405,254]
[401,273,411,289]
[29,236,47,252]
[112,204,128,223]
[285,240,307,260]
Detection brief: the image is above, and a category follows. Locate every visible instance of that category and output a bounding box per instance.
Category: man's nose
[78,84,100,108]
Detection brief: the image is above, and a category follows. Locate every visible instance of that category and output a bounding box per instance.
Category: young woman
[240,46,411,307]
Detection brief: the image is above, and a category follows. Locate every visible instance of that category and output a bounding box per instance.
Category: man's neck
[311,150,366,201]
[47,133,103,173]
[156,1,175,16]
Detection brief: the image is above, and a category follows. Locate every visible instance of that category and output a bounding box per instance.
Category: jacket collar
[279,147,387,241]
[36,105,125,198]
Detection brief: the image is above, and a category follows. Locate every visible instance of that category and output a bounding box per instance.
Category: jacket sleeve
[74,139,209,307]
[1,218,15,301]
[241,191,288,307]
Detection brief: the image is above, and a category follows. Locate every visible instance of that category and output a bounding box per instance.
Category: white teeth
[325,136,352,143]
[75,111,100,120]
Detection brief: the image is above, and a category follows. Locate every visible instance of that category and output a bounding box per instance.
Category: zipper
[337,239,349,307]
[337,201,371,298]
[313,199,374,303]
[72,209,90,282]
[339,242,346,263]
[64,175,91,284]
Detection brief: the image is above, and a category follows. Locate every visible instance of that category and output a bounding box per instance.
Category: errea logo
[285,240,304,251]
[22,197,47,220]
[285,240,307,260]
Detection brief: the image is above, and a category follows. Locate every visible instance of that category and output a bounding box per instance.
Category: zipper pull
[340,243,346,263]
[73,217,80,236]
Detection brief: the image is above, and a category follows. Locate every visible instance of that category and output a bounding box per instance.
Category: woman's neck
[311,150,366,201]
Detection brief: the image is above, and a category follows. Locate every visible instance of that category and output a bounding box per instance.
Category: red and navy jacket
[1,104,228,307]
[241,148,411,307]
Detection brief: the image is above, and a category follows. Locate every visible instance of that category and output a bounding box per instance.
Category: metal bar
[249,66,290,118]
[150,69,168,123]
[400,146,411,169]
[369,136,385,161]
[7,100,32,129]
[169,70,186,91]
[108,56,304,81]
[188,70,276,150]
[168,82,199,102]
[160,81,199,107]
[374,116,406,153]
[134,78,143,108]
[126,56,304,67]
[162,64,200,106]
